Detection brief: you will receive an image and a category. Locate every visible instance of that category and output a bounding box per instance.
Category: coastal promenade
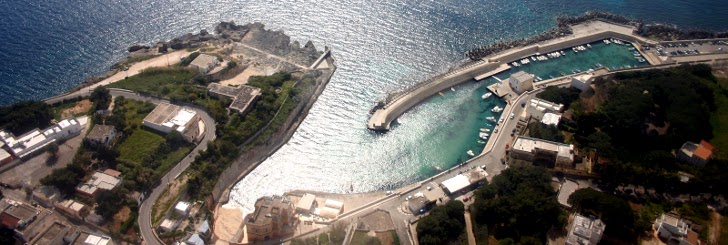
[367,20,657,131]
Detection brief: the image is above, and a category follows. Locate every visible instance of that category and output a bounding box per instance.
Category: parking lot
[655,40,728,57]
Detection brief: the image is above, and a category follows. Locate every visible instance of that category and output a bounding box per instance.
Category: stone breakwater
[467,11,728,61]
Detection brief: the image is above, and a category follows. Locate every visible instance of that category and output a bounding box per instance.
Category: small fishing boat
[477,140,486,144]
[467,150,475,157]
[482,92,492,99]
[451,87,455,92]
[480,128,491,132]
[486,116,496,122]
[438,92,445,96]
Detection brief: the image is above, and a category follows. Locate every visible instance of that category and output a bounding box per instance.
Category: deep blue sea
[2,0,726,212]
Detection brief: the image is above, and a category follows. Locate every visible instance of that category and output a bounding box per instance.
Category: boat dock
[486,81,515,99]
[474,64,511,81]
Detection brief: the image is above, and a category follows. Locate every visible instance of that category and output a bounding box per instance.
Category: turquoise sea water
[0,0,726,212]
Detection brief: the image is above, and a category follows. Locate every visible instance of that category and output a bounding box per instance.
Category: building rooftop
[680,141,713,160]
[248,195,291,226]
[207,83,263,113]
[86,125,115,141]
[530,98,564,113]
[143,103,197,133]
[510,71,534,82]
[76,171,121,195]
[0,200,39,228]
[296,194,316,212]
[187,233,204,245]
[31,221,68,245]
[197,220,210,234]
[190,54,217,69]
[541,112,562,126]
[175,201,190,213]
[0,148,11,160]
[513,136,574,161]
[572,73,594,83]
[441,174,471,194]
[566,214,605,245]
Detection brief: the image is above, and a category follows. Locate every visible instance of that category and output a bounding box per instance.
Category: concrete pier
[367,20,727,132]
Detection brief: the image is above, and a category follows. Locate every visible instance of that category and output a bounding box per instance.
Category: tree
[0,101,52,135]
[527,122,564,143]
[536,86,580,108]
[90,87,112,111]
[46,142,60,165]
[471,165,562,243]
[417,201,466,245]
[40,164,85,196]
[95,189,126,221]
[567,188,636,238]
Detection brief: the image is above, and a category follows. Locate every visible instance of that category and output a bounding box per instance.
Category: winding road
[46,88,216,245]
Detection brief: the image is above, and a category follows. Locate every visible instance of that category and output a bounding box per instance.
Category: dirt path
[464,211,476,245]
[709,211,721,245]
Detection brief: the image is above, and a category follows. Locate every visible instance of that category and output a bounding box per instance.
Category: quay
[367,20,728,132]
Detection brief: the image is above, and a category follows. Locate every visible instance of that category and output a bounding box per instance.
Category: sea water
[0,0,725,213]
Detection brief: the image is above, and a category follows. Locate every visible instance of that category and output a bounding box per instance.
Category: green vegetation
[536,86,581,108]
[417,200,467,245]
[95,189,127,220]
[40,163,86,196]
[471,165,564,244]
[186,72,301,200]
[90,87,112,111]
[676,203,710,240]
[527,122,563,143]
[107,67,200,100]
[0,101,52,135]
[560,65,728,193]
[117,129,165,165]
[568,188,637,240]
[290,223,346,245]
[351,231,382,245]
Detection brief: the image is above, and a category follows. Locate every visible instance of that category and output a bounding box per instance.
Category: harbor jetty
[367,18,728,132]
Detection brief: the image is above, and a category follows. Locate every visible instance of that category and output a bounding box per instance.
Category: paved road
[45,88,216,245]
[112,90,217,245]
[292,93,533,245]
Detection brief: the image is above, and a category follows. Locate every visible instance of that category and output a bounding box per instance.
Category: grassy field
[117,129,165,165]
[107,67,198,98]
[351,231,382,245]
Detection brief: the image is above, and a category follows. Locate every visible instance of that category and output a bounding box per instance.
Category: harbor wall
[369,28,655,131]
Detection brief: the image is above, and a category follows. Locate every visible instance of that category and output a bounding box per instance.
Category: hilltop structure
[207,83,262,115]
[566,214,605,245]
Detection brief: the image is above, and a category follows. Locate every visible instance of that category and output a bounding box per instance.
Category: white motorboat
[467,150,475,157]
[491,106,503,113]
[480,128,491,132]
[486,116,496,122]
[482,92,493,99]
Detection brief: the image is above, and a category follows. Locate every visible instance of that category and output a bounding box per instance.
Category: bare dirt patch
[375,230,396,245]
[220,66,264,86]
[152,175,188,224]
[111,206,132,231]
[60,99,92,119]
[709,211,721,245]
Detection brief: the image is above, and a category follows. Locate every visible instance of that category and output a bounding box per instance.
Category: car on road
[498,118,504,124]
[509,113,515,119]
[426,186,432,191]
[505,143,509,150]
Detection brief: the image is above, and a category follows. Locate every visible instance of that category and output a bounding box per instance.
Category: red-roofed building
[678,140,714,167]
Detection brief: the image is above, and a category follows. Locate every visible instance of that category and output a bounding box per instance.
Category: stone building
[245,195,294,241]
[508,71,535,94]
[510,136,574,167]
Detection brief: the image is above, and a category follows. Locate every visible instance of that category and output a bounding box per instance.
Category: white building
[508,71,535,94]
[189,54,219,73]
[0,116,88,159]
[510,136,574,167]
[160,219,179,232]
[566,214,605,245]
[527,98,563,120]
[571,73,595,92]
[75,170,122,197]
[295,194,316,214]
[142,103,201,142]
[85,125,117,147]
[655,213,689,240]
[541,112,562,126]
[441,168,488,195]
[175,201,191,216]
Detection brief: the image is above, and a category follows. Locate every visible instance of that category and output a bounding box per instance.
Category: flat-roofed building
[510,136,574,167]
[317,199,344,219]
[541,112,562,126]
[29,221,70,245]
[189,54,219,73]
[56,199,88,219]
[85,125,116,147]
[32,186,62,208]
[295,193,316,214]
[13,207,55,243]
[571,73,595,92]
[207,83,262,115]
[677,140,713,167]
[441,168,489,195]
[527,98,564,120]
[0,116,88,159]
[175,201,191,216]
[75,171,121,197]
[72,230,112,245]
[142,103,201,142]
[0,200,40,229]
[508,71,535,94]
[0,148,13,166]
[566,214,605,245]
[159,219,178,232]
[655,213,692,243]
[245,195,294,241]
